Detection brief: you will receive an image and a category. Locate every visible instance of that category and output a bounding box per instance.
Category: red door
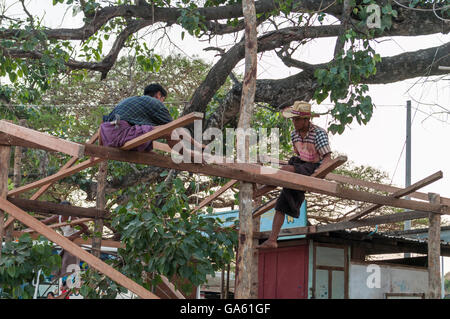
[258,244,309,299]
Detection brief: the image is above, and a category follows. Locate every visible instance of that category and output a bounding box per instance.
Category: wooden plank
[255,210,432,239]
[0,145,11,258]
[6,197,107,219]
[12,230,124,249]
[84,143,340,196]
[23,218,93,233]
[345,171,443,221]
[121,112,203,150]
[0,132,55,152]
[310,155,347,179]
[8,157,104,197]
[0,197,157,299]
[0,120,85,157]
[253,198,277,219]
[3,133,100,230]
[427,193,441,299]
[252,155,347,199]
[159,275,186,299]
[82,144,447,214]
[326,172,450,207]
[190,179,238,214]
[337,187,445,214]
[153,141,172,153]
[30,131,99,201]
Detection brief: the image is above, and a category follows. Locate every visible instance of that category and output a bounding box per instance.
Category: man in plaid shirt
[258,101,332,249]
[100,83,177,151]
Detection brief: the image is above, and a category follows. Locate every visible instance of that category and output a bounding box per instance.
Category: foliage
[111,176,237,296]
[77,176,237,298]
[0,234,61,299]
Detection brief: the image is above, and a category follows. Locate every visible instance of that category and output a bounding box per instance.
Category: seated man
[101,83,176,151]
[258,101,332,249]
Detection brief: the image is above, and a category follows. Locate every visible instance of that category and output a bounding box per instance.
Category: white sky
[3,1,450,276]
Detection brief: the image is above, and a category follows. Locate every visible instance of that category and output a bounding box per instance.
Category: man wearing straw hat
[258,101,332,249]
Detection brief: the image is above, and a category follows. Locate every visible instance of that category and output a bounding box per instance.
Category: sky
[3,1,450,277]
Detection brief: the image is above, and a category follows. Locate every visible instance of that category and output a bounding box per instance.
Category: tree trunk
[235,0,257,299]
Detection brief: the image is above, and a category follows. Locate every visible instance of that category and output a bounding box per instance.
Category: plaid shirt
[291,123,331,163]
[103,96,173,126]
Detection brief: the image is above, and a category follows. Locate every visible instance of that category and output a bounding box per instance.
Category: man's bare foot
[257,240,278,249]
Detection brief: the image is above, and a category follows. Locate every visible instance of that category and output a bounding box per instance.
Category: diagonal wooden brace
[343,171,444,221]
[190,179,239,214]
[252,155,347,200]
[252,156,347,217]
[0,197,158,299]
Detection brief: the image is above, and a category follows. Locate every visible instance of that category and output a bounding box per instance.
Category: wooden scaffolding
[0,116,448,299]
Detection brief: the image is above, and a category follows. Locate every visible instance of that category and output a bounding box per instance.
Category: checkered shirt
[290,123,331,163]
[103,95,173,126]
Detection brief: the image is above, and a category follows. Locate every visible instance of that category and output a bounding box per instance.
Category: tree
[0,0,448,134]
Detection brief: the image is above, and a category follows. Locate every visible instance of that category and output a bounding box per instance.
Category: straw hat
[281,101,319,119]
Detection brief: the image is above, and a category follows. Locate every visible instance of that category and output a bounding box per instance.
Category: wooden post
[235,0,257,299]
[5,120,26,242]
[251,186,261,298]
[427,192,441,299]
[225,263,230,299]
[93,161,107,258]
[0,145,11,258]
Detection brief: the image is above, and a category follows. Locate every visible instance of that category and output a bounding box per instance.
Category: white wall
[349,261,428,299]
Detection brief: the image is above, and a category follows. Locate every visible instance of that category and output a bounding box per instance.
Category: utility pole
[404,100,411,258]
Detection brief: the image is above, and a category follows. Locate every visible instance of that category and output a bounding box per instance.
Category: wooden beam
[30,131,99,201]
[0,120,85,157]
[252,155,347,199]
[3,132,100,230]
[153,141,172,153]
[23,218,93,233]
[12,230,124,249]
[8,157,104,197]
[82,144,447,214]
[326,172,450,207]
[345,171,443,221]
[310,155,347,178]
[84,143,342,195]
[0,197,157,299]
[159,275,186,299]
[6,197,107,219]
[0,132,54,152]
[121,112,203,150]
[427,193,441,299]
[190,179,238,214]
[255,210,433,239]
[252,198,277,219]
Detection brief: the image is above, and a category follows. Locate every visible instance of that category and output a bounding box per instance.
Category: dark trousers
[274,156,319,218]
